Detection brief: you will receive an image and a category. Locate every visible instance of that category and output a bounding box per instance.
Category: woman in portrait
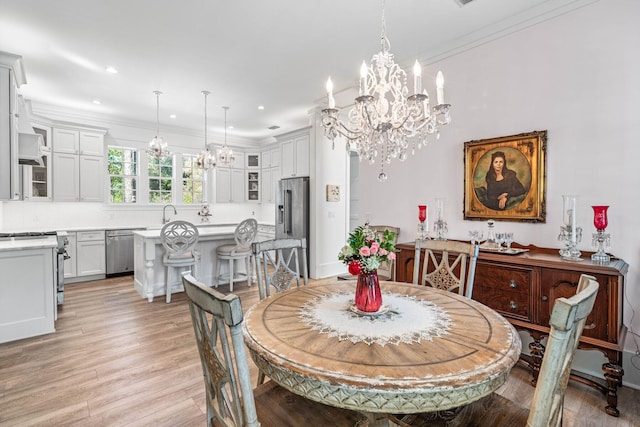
[484,151,527,210]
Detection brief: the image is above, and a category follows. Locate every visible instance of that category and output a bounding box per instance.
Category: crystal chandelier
[217,106,235,167]
[196,90,216,170]
[147,90,171,160]
[321,0,452,182]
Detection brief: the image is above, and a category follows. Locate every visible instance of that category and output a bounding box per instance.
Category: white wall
[357,0,640,380]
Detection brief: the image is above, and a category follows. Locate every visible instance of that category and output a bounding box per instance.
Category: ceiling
[0,0,595,144]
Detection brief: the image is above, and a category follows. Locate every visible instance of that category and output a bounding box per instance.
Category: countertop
[0,236,58,252]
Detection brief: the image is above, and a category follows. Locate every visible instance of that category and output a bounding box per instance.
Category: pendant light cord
[202,91,210,149]
[153,90,162,136]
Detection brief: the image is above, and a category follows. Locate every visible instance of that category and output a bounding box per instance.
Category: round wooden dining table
[242,280,521,424]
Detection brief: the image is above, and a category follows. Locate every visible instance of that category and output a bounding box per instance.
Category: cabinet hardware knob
[510,301,517,310]
[509,280,517,288]
[542,296,548,301]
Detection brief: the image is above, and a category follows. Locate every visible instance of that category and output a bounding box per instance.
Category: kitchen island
[0,236,57,343]
[133,226,240,302]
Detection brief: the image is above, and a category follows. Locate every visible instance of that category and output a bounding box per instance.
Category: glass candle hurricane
[591,205,611,263]
[592,205,609,230]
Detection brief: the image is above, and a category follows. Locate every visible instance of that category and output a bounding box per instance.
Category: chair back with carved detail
[183,272,363,427]
[182,273,259,427]
[413,239,479,298]
[252,238,308,300]
[160,220,200,303]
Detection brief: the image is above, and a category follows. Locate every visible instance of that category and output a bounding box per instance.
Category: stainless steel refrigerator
[276,176,309,270]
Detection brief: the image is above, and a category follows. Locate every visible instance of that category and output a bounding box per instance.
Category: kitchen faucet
[162,204,177,224]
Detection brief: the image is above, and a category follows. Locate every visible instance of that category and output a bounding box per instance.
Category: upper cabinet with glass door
[23,123,52,201]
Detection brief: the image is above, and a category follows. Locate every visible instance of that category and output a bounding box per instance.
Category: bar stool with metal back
[215,218,258,292]
[160,220,200,303]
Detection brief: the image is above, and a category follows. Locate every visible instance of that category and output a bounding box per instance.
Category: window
[148,155,173,203]
[108,147,138,203]
[182,155,204,204]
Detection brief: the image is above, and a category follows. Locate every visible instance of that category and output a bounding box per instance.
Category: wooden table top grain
[242,280,522,415]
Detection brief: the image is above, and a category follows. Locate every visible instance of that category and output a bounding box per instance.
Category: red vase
[592,205,609,230]
[355,270,382,312]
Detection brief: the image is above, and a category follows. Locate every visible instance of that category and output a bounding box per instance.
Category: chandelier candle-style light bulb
[413,61,422,94]
[436,71,445,105]
[321,0,452,182]
[326,78,335,109]
[360,62,368,96]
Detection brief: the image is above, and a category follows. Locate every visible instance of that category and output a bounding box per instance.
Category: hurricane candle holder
[591,205,611,263]
[433,198,448,240]
[558,195,582,260]
[417,205,428,239]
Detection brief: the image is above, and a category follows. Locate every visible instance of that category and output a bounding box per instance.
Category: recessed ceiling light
[258,105,265,110]
[169,114,177,119]
[105,66,118,74]
[93,99,102,105]
[228,126,234,129]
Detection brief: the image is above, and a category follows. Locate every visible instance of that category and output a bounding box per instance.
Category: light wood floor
[1,276,638,427]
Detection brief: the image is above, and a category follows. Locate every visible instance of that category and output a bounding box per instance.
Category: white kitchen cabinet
[0,53,22,201]
[246,153,260,169]
[52,128,78,154]
[53,127,105,202]
[261,166,280,203]
[79,155,104,202]
[63,232,77,278]
[0,246,56,344]
[215,167,245,203]
[280,134,309,178]
[247,170,260,202]
[65,230,105,281]
[23,123,52,200]
[53,152,79,201]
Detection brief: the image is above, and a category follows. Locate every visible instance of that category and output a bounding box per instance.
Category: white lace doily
[299,292,451,346]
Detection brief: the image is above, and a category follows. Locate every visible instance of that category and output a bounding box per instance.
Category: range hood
[17,95,44,166]
[19,132,44,166]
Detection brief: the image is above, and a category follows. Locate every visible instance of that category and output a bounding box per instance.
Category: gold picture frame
[464,130,547,223]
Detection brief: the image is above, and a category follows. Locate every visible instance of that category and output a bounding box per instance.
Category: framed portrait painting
[463,130,547,223]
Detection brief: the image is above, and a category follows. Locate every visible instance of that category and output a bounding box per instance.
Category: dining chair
[413,239,479,299]
[181,273,364,427]
[215,218,258,292]
[252,237,308,300]
[390,273,600,427]
[160,220,200,303]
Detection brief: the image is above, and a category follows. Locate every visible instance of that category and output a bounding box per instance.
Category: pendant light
[196,90,216,170]
[147,90,170,160]
[217,106,235,167]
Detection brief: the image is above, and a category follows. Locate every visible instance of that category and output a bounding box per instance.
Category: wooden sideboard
[396,241,628,417]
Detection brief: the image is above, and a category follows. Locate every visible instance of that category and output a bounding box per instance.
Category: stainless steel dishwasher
[105,229,144,276]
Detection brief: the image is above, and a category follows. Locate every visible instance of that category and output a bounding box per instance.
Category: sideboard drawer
[473,285,530,321]
[472,262,533,322]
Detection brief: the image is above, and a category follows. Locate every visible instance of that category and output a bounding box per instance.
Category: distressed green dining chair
[390,273,599,427]
[181,273,363,427]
